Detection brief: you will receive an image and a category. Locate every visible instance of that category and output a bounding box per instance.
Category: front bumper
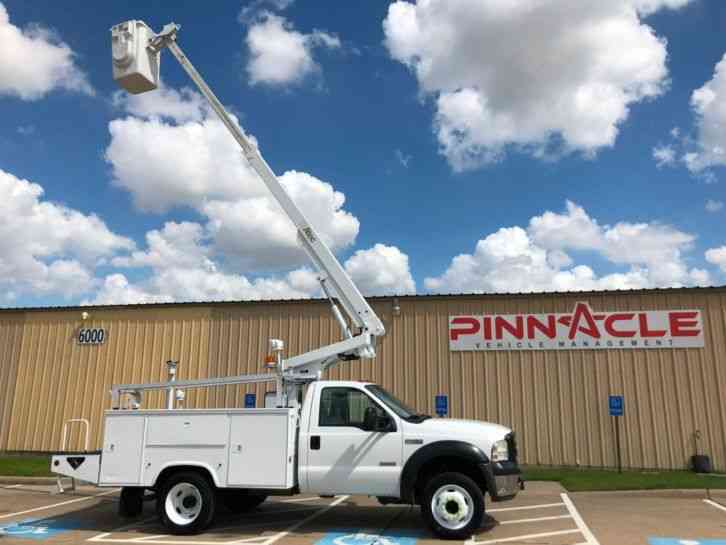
[481,461,522,501]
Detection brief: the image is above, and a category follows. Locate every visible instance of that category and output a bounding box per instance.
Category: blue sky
[1,0,725,307]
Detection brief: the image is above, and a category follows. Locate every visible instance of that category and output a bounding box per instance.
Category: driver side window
[319,387,385,428]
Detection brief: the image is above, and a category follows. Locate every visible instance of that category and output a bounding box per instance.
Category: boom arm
[146,24,384,372]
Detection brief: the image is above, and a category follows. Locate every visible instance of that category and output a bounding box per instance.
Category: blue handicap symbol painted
[315,529,419,545]
[0,517,81,541]
[650,538,726,545]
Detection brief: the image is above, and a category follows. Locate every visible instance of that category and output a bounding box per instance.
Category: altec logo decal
[449,303,704,351]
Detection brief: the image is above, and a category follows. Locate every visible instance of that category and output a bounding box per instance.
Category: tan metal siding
[0,314,24,450]
[1,288,724,472]
[5,307,212,452]
[376,290,726,471]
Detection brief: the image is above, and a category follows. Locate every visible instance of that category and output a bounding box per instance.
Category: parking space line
[2,484,24,489]
[704,499,726,514]
[256,494,349,545]
[87,516,158,542]
[488,502,565,513]
[279,496,323,503]
[500,514,572,525]
[0,488,118,520]
[561,493,600,545]
[469,528,581,544]
[87,496,348,545]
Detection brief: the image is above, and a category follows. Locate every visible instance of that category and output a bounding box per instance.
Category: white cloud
[383,0,690,170]
[105,87,359,271]
[344,244,416,296]
[0,169,133,298]
[653,144,676,168]
[685,53,726,173]
[425,201,711,293]
[245,12,340,87]
[204,171,359,270]
[86,274,172,306]
[632,0,693,15]
[706,199,724,212]
[706,246,726,273]
[111,84,207,123]
[87,221,322,305]
[395,149,411,168]
[91,223,414,304]
[529,201,602,251]
[0,2,92,99]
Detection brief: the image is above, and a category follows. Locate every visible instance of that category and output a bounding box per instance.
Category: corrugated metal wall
[0,288,724,471]
[2,307,212,452]
[0,313,24,451]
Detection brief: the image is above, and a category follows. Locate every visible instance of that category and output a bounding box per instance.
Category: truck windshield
[366,385,431,423]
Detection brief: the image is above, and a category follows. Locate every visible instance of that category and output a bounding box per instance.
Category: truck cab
[299,380,521,538]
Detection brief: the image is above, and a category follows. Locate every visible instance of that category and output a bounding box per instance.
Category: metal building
[1,286,724,472]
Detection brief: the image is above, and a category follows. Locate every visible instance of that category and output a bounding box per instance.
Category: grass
[0,454,53,477]
[522,465,726,492]
[0,454,724,491]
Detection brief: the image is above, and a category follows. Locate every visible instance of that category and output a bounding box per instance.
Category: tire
[156,471,216,535]
[219,490,267,513]
[421,472,485,540]
[119,487,144,518]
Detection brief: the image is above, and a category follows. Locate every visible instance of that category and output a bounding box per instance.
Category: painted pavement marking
[0,489,118,520]
[87,495,349,545]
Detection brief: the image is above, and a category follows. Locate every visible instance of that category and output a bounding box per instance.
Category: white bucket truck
[52,21,522,540]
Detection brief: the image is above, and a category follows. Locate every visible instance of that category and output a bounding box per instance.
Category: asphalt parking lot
[0,482,724,545]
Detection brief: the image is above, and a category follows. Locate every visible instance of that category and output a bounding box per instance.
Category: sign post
[609,395,624,473]
[435,395,448,418]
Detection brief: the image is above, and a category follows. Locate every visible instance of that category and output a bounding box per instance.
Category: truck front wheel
[157,471,216,535]
[421,472,485,540]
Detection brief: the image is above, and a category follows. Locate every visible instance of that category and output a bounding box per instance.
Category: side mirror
[375,414,394,433]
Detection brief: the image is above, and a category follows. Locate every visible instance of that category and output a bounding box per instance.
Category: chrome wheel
[430,483,474,531]
[165,482,202,526]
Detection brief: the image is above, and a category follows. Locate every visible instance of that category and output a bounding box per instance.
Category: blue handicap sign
[609,395,624,417]
[0,517,80,541]
[435,394,448,417]
[316,530,419,545]
[650,539,726,545]
[244,393,256,408]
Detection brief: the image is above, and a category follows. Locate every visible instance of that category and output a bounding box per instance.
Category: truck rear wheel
[157,471,216,535]
[421,472,484,540]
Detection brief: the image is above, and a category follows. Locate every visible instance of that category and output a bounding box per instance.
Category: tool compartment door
[99,415,145,485]
[227,409,295,488]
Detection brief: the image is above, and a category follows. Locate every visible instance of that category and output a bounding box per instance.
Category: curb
[568,488,713,498]
[0,476,56,485]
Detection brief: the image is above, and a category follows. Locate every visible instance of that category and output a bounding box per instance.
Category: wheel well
[154,465,215,490]
[413,456,484,504]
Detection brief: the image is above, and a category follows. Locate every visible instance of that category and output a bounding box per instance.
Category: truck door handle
[310,435,320,450]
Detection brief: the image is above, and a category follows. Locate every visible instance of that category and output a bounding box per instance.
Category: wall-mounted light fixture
[392,297,401,316]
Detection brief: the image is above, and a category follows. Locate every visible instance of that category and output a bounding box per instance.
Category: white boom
[109,21,384,406]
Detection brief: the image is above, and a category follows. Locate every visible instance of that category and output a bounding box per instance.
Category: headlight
[491,439,508,462]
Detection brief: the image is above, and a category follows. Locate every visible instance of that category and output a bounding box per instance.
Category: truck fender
[399,440,489,503]
[151,461,222,489]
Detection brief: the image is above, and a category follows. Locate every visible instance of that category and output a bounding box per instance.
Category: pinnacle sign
[449,303,704,351]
